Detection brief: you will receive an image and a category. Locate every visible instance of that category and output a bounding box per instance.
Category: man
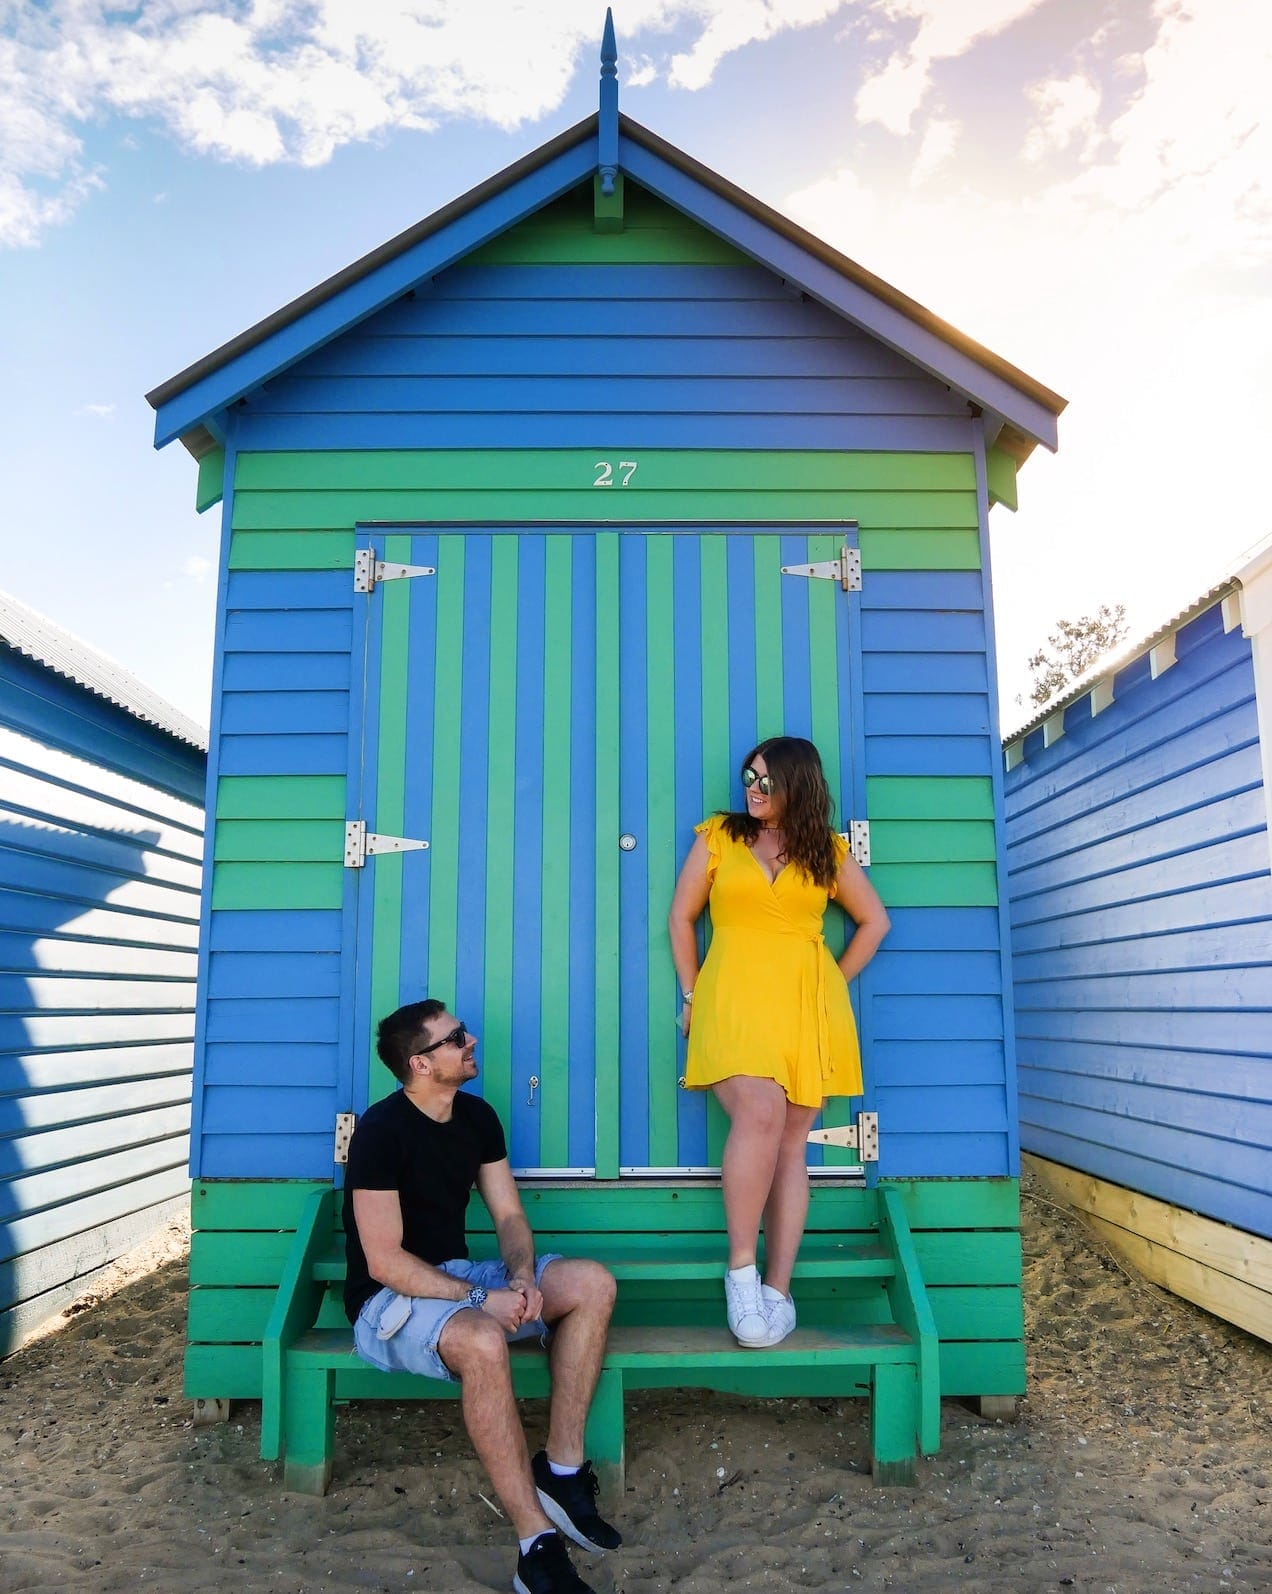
[343,999,621,1594]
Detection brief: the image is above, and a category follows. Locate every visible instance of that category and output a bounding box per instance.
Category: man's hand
[479,1288,531,1333]
[507,1275,543,1322]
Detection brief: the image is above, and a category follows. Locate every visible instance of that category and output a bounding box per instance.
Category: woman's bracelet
[681,989,694,1004]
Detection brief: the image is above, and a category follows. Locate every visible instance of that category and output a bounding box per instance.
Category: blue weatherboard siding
[0,648,204,1348]
[1005,602,1272,1239]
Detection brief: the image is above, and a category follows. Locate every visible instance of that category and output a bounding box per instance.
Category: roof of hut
[0,587,207,751]
[148,20,1065,473]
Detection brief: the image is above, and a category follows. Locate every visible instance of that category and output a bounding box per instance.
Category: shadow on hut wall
[0,789,201,1353]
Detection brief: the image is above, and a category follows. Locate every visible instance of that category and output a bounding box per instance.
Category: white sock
[547,1457,580,1477]
[520,1531,554,1554]
[727,1263,759,1284]
[762,1283,790,1302]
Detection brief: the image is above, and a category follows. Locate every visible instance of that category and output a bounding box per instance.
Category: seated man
[343,999,621,1594]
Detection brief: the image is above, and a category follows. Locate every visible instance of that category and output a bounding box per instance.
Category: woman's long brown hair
[719,736,839,889]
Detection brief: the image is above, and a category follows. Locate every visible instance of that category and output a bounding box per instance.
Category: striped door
[355,524,863,1177]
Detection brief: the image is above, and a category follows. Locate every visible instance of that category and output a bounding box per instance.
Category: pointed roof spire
[598,8,619,195]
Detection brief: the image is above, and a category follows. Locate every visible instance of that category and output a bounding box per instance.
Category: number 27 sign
[593,460,638,487]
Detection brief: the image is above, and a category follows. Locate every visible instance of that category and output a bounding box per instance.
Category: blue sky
[3,0,1269,731]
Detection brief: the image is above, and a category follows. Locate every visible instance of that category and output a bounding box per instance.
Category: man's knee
[543,1257,616,1319]
[438,1307,511,1376]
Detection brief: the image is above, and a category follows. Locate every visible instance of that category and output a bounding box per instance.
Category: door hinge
[807,1111,879,1162]
[354,548,437,593]
[334,1112,357,1164]
[344,820,430,868]
[847,819,870,867]
[780,542,862,592]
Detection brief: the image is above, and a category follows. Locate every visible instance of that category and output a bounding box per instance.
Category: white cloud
[0,0,861,248]
[789,0,1272,703]
[78,402,116,418]
[854,0,1048,134]
[910,117,958,185]
[1023,73,1102,163]
[182,555,214,582]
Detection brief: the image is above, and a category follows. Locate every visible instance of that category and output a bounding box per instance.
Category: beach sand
[2,1169,1268,1592]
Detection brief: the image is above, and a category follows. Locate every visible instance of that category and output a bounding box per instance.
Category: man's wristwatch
[466,1284,488,1310]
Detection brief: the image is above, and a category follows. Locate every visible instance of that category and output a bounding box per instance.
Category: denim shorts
[352,1253,562,1383]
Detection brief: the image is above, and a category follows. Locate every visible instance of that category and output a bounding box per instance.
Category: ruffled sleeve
[694,815,725,890]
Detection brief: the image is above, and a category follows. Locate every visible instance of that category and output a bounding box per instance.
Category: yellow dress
[684,815,863,1108]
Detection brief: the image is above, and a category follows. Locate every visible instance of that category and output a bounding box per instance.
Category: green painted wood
[939,1339,1026,1395]
[234,450,977,495]
[232,489,977,534]
[367,534,412,1106]
[188,1286,276,1343]
[645,536,678,1168]
[211,862,344,911]
[753,534,784,737]
[538,537,573,1169]
[229,531,357,569]
[871,820,997,864]
[213,819,345,863]
[879,1187,940,1453]
[808,533,844,812]
[466,184,750,267]
[425,536,466,1027]
[928,1287,1023,1341]
[860,528,980,570]
[184,1342,264,1399]
[594,535,621,1178]
[865,777,994,822]
[189,1230,296,1285]
[892,1178,1019,1228]
[870,1361,918,1477]
[481,537,519,1132]
[196,446,226,514]
[869,861,999,908]
[986,445,1019,512]
[697,536,731,1169]
[191,1180,326,1230]
[261,1187,332,1459]
[911,1230,1021,1285]
[216,775,346,820]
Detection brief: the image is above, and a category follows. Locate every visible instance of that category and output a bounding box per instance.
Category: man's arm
[351,1188,472,1300]
[477,1157,542,1318]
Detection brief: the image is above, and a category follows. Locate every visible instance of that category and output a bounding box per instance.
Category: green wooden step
[310,1239,895,1283]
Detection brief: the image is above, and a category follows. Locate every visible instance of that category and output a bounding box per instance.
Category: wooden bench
[260,1183,939,1495]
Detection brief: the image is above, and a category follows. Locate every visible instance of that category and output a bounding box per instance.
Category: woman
[668,736,890,1348]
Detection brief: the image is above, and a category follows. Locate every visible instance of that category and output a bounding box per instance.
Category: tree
[1025,603,1128,707]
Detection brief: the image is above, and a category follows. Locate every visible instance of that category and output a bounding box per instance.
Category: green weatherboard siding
[539,538,573,1169]
[467,185,751,267]
[481,538,519,1137]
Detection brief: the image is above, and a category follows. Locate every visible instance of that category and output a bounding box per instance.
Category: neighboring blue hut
[0,591,206,1352]
[147,27,1066,1477]
[1003,538,1272,1342]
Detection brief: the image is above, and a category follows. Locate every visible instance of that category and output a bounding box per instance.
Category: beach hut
[1003,538,1272,1342]
[147,23,1064,1482]
[0,590,205,1352]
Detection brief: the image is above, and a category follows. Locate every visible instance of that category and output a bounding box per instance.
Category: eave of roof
[0,588,207,752]
[148,111,1065,455]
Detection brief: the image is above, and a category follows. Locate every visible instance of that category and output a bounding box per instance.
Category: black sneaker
[531,1451,623,1554]
[512,1531,594,1594]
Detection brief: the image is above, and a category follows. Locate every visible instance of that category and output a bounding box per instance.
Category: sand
[1,1170,1268,1593]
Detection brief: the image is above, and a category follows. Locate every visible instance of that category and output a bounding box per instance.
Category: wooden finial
[598,8,619,196]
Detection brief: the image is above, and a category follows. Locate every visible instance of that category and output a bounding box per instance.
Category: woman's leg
[713,1075,788,1269]
[761,1100,822,1296]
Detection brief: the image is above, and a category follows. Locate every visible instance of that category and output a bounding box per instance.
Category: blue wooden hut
[147,25,1065,1485]
[0,590,205,1352]
[1003,538,1272,1342]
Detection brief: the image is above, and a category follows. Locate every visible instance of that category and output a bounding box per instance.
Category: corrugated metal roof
[0,588,207,751]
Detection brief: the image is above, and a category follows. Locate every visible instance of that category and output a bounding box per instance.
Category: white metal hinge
[807,1111,879,1162]
[334,1112,357,1164]
[354,548,436,593]
[344,820,430,868]
[780,543,862,592]
[840,822,870,866]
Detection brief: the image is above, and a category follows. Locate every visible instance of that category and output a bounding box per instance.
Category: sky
[2,0,1270,737]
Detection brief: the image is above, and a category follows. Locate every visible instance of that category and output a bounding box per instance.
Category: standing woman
[668,736,890,1348]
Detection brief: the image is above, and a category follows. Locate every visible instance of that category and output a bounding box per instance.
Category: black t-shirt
[342,1088,507,1323]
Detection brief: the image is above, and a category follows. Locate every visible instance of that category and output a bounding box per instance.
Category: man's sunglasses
[419,1021,468,1055]
[741,767,775,796]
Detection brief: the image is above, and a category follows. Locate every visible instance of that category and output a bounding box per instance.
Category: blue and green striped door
[356,525,863,1176]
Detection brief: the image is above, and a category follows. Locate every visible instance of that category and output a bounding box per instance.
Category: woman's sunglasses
[741,767,775,796]
[419,1021,468,1055]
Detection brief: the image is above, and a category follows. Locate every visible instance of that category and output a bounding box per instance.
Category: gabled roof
[0,587,207,751]
[149,107,1065,464]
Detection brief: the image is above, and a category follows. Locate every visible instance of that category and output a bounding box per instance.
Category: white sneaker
[724,1266,770,1347]
[760,1284,796,1346]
